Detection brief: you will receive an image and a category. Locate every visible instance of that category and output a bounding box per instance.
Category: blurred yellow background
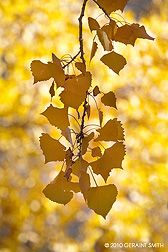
[0,0,168,251]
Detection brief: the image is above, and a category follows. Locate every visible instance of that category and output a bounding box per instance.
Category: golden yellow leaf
[101,91,117,108]
[95,119,118,142]
[90,41,98,62]
[79,170,90,201]
[60,72,92,109]
[93,86,100,96]
[114,23,155,46]
[43,171,80,204]
[72,158,89,177]
[97,0,128,14]
[41,104,69,131]
[75,62,86,75]
[49,81,55,99]
[82,132,94,155]
[86,104,91,119]
[97,29,113,51]
[101,20,117,40]
[100,51,127,75]
[39,133,66,163]
[88,17,100,32]
[87,184,118,218]
[90,142,125,182]
[115,119,125,140]
[91,146,102,157]
[30,59,65,87]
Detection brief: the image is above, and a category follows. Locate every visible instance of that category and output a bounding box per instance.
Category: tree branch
[78,0,88,69]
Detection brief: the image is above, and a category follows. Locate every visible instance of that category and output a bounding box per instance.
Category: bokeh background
[0,0,168,251]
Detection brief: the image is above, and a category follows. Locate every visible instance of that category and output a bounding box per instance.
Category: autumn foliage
[30,0,154,218]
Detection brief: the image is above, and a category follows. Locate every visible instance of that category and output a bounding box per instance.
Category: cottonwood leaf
[101,20,117,40]
[101,91,117,108]
[43,171,80,205]
[72,158,89,177]
[91,147,102,157]
[87,184,118,218]
[86,104,91,119]
[114,23,155,46]
[61,127,73,147]
[79,171,90,201]
[93,86,100,96]
[98,109,103,127]
[60,72,92,109]
[90,41,98,62]
[82,132,94,155]
[75,62,86,75]
[95,119,119,142]
[39,133,65,163]
[30,58,65,87]
[88,17,100,32]
[115,120,125,140]
[49,81,55,99]
[41,104,69,131]
[100,51,127,75]
[97,0,129,14]
[97,29,113,51]
[90,142,125,182]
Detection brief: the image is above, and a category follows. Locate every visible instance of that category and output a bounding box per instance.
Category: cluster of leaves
[30,0,154,218]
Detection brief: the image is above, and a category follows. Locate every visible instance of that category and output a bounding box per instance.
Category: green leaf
[87,184,118,218]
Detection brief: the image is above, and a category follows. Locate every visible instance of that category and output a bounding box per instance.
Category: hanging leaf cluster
[30,0,154,218]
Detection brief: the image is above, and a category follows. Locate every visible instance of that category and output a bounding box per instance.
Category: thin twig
[92,0,111,20]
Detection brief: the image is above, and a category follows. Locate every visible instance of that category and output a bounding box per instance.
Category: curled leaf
[87,184,118,218]
[90,41,98,62]
[97,29,113,51]
[100,51,127,75]
[101,20,117,40]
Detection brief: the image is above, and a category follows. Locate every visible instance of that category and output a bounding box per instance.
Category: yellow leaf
[82,132,94,155]
[43,171,80,204]
[86,104,91,119]
[75,62,86,75]
[114,23,155,46]
[90,142,125,182]
[41,104,69,131]
[72,158,89,177]
[88,17,100,32]
[60,72,92,109]
[97,29,113,51]
[95,119,118,142]
[90,41,98,62]
[101,91,117,108]
[101,20,117,40]
[79,171,90,201]
[30,58,65,87]
[87,184,118,218]
[49,81,55,99]
[97,0,128,14]
[100,51,127,75]
[91,146,102,157]
[39,133,66,163]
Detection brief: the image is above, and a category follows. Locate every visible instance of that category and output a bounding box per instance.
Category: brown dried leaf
[39,133,66,163]
[101,91,117,108]
[90,142,125,182]
[41,104,69,131]
[100,51,127,75]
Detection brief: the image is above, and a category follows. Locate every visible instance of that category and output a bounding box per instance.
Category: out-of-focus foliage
[0,0,168,251]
